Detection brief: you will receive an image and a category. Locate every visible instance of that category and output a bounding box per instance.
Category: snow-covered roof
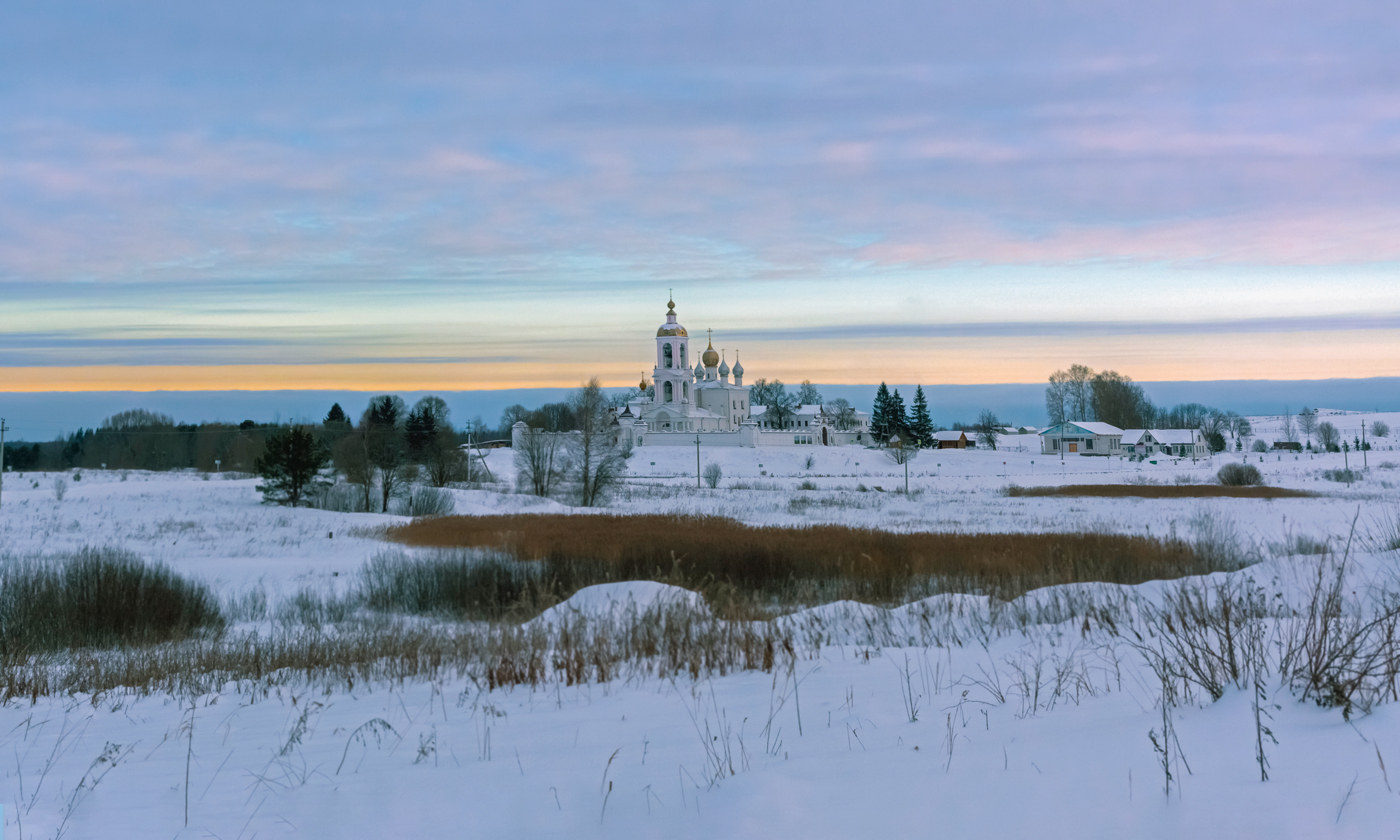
[933,430,967,441]
[1121,429,1201,446]
[1041,422,1124,436]
[1151,429,1201,445]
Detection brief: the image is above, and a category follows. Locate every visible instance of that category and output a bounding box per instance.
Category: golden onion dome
[657,296,688,336]
[701,330,719,367]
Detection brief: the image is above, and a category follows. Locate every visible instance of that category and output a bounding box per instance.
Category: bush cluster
[0,548,223,653]
[1217,463,1264,486]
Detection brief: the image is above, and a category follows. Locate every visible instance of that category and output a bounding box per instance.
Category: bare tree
[975,409,1001,451]
[1370,420,1390,439]
[333,430,374,512]
[1231,415,1253,445]
[570,377,626,507]
[796,380,822,405]
[1066,364,1094,421]
[1045,371,1068,426]
[1297,407,1317,445]
[426,428,467,487]
[514,427,567,497]
[885,433,919,494]
[1316,421,1340,451]
[1281,407,1298,444]
[826,398,857,431]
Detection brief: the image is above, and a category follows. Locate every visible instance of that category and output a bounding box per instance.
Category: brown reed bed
[1004,484,1318,499]
[384,514,1237,611]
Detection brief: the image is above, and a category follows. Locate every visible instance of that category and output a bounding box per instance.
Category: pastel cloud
[1,0,1398,389]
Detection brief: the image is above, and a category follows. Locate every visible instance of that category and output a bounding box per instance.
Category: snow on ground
[0,441,1399,837]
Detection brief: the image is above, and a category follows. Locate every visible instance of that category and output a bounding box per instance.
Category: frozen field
[0,409,1397,838]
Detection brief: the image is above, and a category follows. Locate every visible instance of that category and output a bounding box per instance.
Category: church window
[679,344,686,367]
[683,383,689,399]
[664,381,673,402]
[663,343,673,368]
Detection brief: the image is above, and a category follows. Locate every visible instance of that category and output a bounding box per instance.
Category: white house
[1122,429,1208,458]
[1038,422,1124,455]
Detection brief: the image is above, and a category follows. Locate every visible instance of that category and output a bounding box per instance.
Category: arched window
[663,343,673,368]
[664,381,673,402]
[679,344,686,367]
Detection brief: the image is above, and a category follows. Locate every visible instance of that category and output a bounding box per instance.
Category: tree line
[4,409,280,473]
[1045,364,1252,450]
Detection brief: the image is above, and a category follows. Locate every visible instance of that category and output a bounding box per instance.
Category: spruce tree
[888,389,909,441]
[910,385,934,448]
[255,426,329,506]
[872,383,892,443]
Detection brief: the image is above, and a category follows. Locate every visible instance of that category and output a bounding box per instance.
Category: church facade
[613,297,870,448]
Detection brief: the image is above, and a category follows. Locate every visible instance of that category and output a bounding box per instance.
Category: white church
[612,297,870,448]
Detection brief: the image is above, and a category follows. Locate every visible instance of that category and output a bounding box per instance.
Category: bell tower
[653,294,693,406]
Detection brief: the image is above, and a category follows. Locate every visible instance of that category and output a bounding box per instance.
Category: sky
[2,0,1399,395]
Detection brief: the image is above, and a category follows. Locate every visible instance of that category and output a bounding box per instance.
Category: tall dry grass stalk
[385,514,1236,610]
[0,599,795,701]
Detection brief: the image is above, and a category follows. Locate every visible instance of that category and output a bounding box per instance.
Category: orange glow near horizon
[3,328,1397,392]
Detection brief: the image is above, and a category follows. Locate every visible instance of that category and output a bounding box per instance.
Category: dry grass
[0,601,793,700]
[385,514,1232,610]
[1005,484,1317,499]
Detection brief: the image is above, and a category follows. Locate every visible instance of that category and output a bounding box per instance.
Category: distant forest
[2,403,499,474]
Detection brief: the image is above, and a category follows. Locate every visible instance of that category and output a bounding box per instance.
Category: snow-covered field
[0,410,1398,838]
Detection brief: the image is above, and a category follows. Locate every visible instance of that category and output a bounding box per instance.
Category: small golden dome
[658,294,687,336]
[701,330,719,367]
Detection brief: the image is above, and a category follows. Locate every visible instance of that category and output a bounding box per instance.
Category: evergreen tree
[324,403,349,427]
[871,383,893,443]
[888,388,909,441]
[910,385,934,448]
[404,402,439,459]
[255,426,329,506]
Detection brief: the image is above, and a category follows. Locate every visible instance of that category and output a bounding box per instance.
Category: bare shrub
[1252,439,1270,453]
[1367,508,1400,553]
[394,486,456,518]
[1279,550,1400,717]
[1322,468,1358,483]
[702,463,723,489]
[1135,577,1270,701]
[306,482,371,513]
[360,549,547,620]
[1217,463,1263,486]
[52,476,68,501]
[0,548,223,653]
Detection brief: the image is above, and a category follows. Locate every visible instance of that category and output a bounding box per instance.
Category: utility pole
[1362,423,1368,470]
[695,434,701,488]
[0,417,6,509]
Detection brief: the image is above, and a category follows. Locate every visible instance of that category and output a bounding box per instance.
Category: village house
[1038,422,1124,455]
